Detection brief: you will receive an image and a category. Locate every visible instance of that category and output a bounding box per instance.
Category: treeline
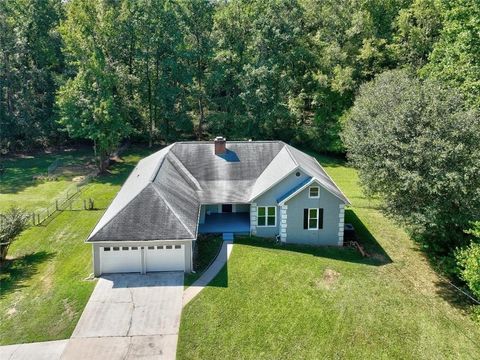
[1,0,477,162]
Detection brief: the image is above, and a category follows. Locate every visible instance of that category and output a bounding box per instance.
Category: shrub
[0,207,30,262]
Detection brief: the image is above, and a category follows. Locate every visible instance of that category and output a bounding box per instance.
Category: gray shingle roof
[87,140,349,242]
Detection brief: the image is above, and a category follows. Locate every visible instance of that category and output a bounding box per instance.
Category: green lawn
[0,147,97,212]
[0,146,153,345]
[177,155,480,359]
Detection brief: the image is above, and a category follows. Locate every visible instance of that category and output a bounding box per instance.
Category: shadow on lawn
[0,251,55,298]
[234,209,392,267]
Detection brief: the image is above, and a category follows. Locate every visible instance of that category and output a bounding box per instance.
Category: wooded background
[1,0,478,161]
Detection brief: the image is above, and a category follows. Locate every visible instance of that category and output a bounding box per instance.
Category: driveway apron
[61,272,183,360]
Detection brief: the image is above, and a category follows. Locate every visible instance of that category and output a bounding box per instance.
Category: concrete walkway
[0,340,68,360]
[183,240,234,307]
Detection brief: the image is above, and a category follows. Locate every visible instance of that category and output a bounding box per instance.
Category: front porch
[198,212,250,234]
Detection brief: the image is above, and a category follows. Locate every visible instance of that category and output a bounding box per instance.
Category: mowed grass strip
[177,155,480,359]
[0,147,152,345]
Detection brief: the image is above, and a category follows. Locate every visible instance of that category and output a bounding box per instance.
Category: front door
[222,204,233,213]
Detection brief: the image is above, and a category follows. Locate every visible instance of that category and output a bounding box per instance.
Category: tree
[134,0,193,146]
[178,0,214,139]
[421,0,480,108]
[0,207,29,262]
[57,0,131,172]
[0,0,64,152]
[343,69,480,254]
[391,0,443,68]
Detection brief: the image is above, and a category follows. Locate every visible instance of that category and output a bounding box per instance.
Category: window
[257,206,276,227]
[309,186,319,198]
[166,245,172,249]
[308,209,318,229]
[157,246,163,249]
[131,247,138,250]
[122,247,129,251]
[104,247,111,251]
[303,208,324,230]
[113,247,120,251]
[175,245,181,249]
[148,246,154,250]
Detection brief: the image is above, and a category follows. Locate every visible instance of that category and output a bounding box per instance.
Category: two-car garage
[96,242,190,275]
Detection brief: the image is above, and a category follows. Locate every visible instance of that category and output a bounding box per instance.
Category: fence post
[37,214,40,224]
[83,199,86,210]
[56,199,59,211]
[32,212,36,225]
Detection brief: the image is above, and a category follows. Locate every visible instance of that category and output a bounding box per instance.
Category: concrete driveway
[61,272,183,360]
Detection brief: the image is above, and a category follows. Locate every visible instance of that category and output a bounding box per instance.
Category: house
[86,138,350,276]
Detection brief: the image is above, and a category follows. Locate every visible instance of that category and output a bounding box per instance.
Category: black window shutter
[303,209,308,229]
[318,208,324,229]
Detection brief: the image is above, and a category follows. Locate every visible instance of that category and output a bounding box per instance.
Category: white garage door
[145,244,185,272]
[100,246,142,274]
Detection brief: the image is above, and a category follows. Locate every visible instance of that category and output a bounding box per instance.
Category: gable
[254,169,311,205]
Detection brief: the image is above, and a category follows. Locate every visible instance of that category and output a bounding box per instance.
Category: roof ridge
[284,143,298,166]
[149,144,174,182]
[312,157,351,205]
[174,140,283,144]
[163,152,202,191]
[151,184,196,238]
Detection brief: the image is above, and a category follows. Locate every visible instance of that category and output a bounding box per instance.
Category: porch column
[280,205,288,243]
[250,203,257,235]
[338,204,345,246]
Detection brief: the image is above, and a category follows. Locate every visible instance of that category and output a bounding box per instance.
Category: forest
[0,0,479,312]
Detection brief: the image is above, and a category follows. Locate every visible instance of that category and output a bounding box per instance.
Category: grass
[0,146,153,345]
[0,147,95,212]
[185,234,224,287]
[177,155,480,359]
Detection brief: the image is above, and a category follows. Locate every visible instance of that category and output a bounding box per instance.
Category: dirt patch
[58,163,97,177]
[315,268,341,290]
[62,299,76,321]
[6,307,17,316]
[72,175,86,182]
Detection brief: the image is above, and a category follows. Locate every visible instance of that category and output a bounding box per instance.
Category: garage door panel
[145,245,184,272]
[101,246,142,274]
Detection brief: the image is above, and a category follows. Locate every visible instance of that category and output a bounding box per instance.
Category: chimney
[214,136,226,155]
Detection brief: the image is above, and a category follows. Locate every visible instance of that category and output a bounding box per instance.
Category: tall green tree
[0,0,64,151]
[178,0,214,139]
[134,0,193,146]
[391,0,443,68]
[343,69,480,254]
[421,0,480,108]
[57,0,131,171]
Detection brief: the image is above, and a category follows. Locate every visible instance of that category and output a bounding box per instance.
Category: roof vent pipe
[214,136,226,155]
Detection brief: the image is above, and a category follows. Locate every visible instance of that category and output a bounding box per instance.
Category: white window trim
[257,206,277,227]
[308,208,319,230]
[309,186,320,198]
